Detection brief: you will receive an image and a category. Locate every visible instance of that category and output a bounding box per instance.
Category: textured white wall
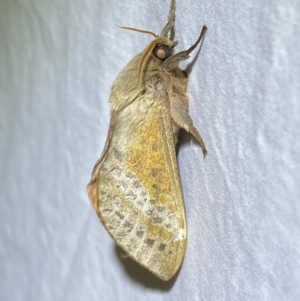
[1,0,300,300]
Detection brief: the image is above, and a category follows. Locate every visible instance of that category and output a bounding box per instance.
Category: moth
[87,0,207,281]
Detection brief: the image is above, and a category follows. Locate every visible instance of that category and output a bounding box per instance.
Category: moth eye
[153,45,172,61]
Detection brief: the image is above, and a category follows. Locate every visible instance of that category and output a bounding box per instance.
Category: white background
[1,0,300,300]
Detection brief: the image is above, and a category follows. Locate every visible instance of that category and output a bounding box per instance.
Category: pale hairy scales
[87,0,207,282]
[97,95,187,280]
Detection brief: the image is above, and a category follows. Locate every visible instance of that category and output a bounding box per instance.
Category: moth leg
[160,0,176,37]
[164,26,207,68]
[170,95,207,156]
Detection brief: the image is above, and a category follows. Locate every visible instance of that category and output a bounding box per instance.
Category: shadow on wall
[114,244,178,290]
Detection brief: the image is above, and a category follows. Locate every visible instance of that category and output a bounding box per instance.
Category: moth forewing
[87,0,206,281]
[96,97,187,281]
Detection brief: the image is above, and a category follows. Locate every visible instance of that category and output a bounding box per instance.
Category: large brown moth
[87,0,207,281]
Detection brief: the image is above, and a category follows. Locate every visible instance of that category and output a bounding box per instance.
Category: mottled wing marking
[97,96,186,281]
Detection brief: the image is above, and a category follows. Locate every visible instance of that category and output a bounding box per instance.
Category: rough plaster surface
[1,0,300,300]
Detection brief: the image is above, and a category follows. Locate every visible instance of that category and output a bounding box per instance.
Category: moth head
[117,0,206,84]
[116,25,178,84]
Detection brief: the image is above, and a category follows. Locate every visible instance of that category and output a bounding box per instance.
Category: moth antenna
[160,0,176,37]
[138,39,159,84]
[117,24,157,38]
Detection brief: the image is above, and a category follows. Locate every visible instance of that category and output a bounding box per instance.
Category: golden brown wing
[90,95,187,281]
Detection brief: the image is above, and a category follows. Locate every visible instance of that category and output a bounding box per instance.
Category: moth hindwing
[87,0,207,281]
